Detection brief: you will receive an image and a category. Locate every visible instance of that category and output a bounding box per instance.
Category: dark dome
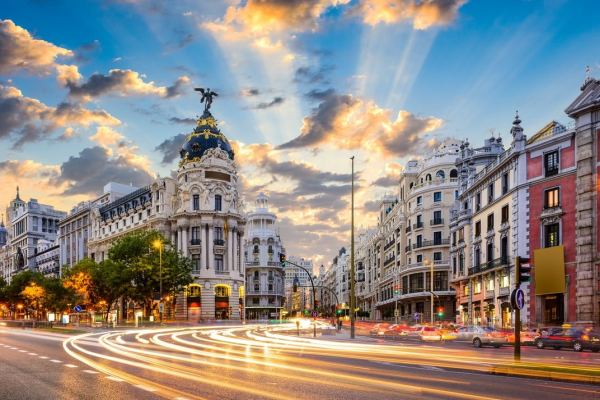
[179,110,234,163]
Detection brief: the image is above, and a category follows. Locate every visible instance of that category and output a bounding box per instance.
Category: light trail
[60,323,600,400]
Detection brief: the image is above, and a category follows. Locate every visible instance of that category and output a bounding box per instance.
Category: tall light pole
[425,258,434,325]
[350,156,356,339]
[153,239,163,324]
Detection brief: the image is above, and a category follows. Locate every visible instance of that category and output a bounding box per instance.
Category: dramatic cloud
[0,19,73,75]
[203,1,350,39]
[60,68,190,101]
[90,126,124,147]
[252,96,285,110]
[278,91,443,157]
[54,146,154,196]
[169,116,196,125]
[352,0,467,29]
[0,160,59,179]
[294,65,334,84]
[372,175,398,187]
[304,88,335,101]
[155,133,186,164]
[0,84,120,148]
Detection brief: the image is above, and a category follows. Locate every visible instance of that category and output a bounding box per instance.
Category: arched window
[215,286,230,297]
[188,285,201,297]
[268,245,273,254]
[436,170,445,179]
[450,169,458,178]
[426,174,432,181]
[409,183,414,189]
[253,245,259,254]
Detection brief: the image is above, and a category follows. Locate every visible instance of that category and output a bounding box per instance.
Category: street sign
[511,288,525,310]
[312,311,317,317]
[74,305,83,313]
[159,303,164,312]
[394,309,399,317]
[413,312,420,321]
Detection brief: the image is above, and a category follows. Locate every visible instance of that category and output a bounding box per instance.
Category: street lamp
[152,239,163,324]
[350,155,356,339]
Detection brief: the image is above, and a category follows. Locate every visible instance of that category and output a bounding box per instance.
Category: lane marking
[83,370,99,374]
[28,352,37,356]
[50,359,62,363]
[65,364,78,368]
[39,356,48,359]
[105,376,124,382]
[135,385,157,392]
[18,349,27,352]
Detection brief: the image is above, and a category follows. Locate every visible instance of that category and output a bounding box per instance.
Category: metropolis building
[244,193,285,320]
[88,100,246,321]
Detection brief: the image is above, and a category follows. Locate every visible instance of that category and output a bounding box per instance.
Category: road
[1,322,599,400]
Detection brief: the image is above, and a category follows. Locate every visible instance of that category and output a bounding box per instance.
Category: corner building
[88,108,246,321]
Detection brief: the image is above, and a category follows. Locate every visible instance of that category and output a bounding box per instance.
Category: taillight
[581,335,589,341]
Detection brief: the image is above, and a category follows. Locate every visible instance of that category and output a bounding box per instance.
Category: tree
[6,270,45,319]
[108,230,193,316]
[42,277,77,317]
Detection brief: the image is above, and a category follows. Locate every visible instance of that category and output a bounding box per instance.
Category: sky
[1,0,599,270]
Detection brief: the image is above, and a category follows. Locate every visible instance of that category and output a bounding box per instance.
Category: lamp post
[153,239,163,324]
[350,156,356,339]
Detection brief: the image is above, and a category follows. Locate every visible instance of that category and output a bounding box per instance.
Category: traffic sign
[511,288,525,310]
[74,305,83,313]
[394,309,399,317]
[312,311,317,317]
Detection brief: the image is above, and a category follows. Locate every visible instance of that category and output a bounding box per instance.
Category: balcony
[412,238,450,250]
[190,239,201,246]
[384,241,395,251]
[215,269,229,275]
[413,222,424,230]
[214,239,225,246]
[485,289,495,299]
[405,245,412,252]
[405,226,411,233]
[499,286,510,296]
[430,218,444,226]
[545,166,559,177]
[468,265,481,275]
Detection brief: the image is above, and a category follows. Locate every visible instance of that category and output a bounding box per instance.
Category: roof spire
[15,186,21,201]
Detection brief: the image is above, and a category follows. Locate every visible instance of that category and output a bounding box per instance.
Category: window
[452,257,457,275]
[455,190,459,200]
[215,286,229,297]
[474,248,481,267]
[433,210,442,225]
[545,187,560,209]
[544,150,559,177]
[488,183,494,203]
[475,221,481,237]
[452,231,457,246]
[501,205,509,224]
[486,241,494,263]
[426,174,432,181]
[500,236,508,263]
[459,253,464,274]
[193,195,200,211]
[502,173,509,194]
[191,226,201,244]
[192,255,201,273]
[416,195,422,205]
[215,255,224,272]
[433,231,442,245]
[487,213,494,232]
[475,193,481,211]
[433,191,442,202]
[252,297,259,304]
[474,280,481,294]
[254,270,259,279]
[268,283,273,291]
[450,169,458,178]
[214,227,223,241]
[416,254,423,263]
[416,235,422,247]
[433,252,442,261]
[500,273,509,288]
[544,223,560,247]
[215,194,222,211]
[487,277,494,291]
[464,285,469,296]
[416,214,422,228]
[458,227,464,243]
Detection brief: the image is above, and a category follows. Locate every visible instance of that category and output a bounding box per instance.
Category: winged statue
[194,87,218,112]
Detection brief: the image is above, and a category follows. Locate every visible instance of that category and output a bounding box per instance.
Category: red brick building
[526,122,577,325]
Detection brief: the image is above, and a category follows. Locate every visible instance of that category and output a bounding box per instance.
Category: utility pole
[153,239,163,324]
[350,156,356,339]
[514,256,521,361]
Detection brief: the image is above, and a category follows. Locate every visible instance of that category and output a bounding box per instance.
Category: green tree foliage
[108,230,193,315]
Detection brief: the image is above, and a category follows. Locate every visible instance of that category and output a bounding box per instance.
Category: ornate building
[244,193,285,320]
[88,96,246,321]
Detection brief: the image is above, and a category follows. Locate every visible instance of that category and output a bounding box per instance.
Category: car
[370,323,391,336]
[534,328,600,352]
[456,326,508,348]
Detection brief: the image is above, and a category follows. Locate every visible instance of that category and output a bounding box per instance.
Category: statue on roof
[194,87,218,113]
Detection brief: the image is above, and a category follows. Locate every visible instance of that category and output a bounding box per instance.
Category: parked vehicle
[534,328,600,352]
[456,326,507,348]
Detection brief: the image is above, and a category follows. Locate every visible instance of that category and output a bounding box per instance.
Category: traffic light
[279,253,286,267]
[516,256,531,285]
[436,306,444,318]
[293,277,299,293]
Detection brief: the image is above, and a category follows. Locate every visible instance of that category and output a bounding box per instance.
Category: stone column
[177,227,182,253]
[201,282,214,321]
[230,283,240,320]
[182,227,188,257]
[208,224,214,270]
[227,226,233,272]
[232,229,238,272]
[200,223,207,270]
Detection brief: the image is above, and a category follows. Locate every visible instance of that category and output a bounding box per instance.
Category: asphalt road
[1,323,599,400]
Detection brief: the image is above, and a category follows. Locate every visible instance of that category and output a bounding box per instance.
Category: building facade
[88,106,246,321]
[284,256,313,315]
[244,193,285,320]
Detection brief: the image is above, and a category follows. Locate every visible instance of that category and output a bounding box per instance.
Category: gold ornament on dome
[197,116,217,128]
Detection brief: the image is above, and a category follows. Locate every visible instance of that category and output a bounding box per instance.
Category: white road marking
[83,370,99,374]
[18,349,27,352]
[175,397,191,400]
[27,352,37,356]
[105,376,124,382]
[420,365,444,371]
[135,385,157,392]
[64,364,78,368]
[39,356,48,359]
[50,359,62,363]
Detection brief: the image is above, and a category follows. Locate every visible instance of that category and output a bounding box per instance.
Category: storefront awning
[533,245,566,295]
